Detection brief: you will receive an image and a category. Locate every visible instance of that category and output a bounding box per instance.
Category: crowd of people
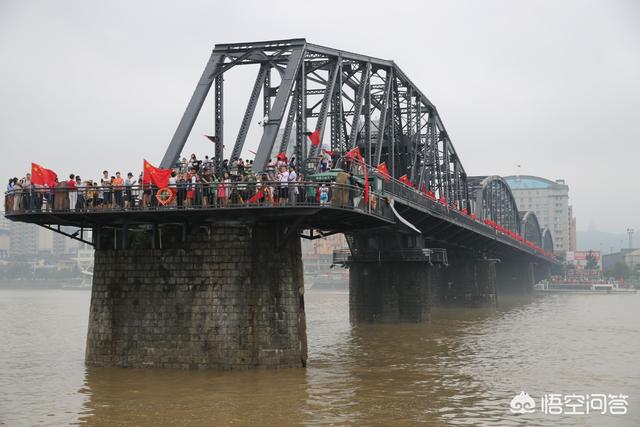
[5,152,365,213]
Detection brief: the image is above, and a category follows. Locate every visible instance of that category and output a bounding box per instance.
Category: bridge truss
[161,38,470,211]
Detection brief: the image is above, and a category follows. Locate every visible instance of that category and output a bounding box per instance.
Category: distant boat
[535,281,636,294]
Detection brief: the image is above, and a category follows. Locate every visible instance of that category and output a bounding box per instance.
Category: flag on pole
[247,190,264,204]
[376,162,391,180]
[345,146,362,160]
[363,162,369,205]
[399,174,411,186]
[143,159,172,188]
[203,134,218,144]
[31,163,57,187]
[309,129,321,146]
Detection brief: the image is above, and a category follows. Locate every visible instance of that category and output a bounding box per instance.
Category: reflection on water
[0,289,639,426]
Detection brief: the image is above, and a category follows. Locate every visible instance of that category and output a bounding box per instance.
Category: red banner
[31,162,58,187]
[309,129,321,146]
[398,174,411,186]
[247,190,264,204]
[376,162,391,180]
[143,159,172,188]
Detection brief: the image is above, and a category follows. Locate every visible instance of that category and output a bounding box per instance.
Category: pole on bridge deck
[214,75,224,171]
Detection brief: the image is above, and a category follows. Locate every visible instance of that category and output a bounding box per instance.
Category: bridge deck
[4,180,558,265]
[4,182,393,231]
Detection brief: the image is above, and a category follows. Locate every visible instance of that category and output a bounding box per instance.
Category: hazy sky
[1,0,638,234]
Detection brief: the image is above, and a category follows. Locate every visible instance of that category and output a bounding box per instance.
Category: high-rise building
[0,216,9,258]
[504,175,576,254]
[9,221,39,257]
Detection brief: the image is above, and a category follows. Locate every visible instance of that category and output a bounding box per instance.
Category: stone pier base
[495,260,535,296]
[86,223,307,370]
[349,259,497,323]
[349,262,431,323]
[436,259,497,307]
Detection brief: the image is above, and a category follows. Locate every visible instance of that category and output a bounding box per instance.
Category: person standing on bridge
[5,178,15,212]
[218,171,230,207]
[319,183,329,206]
[75,176,85,210]
[13,178,23,211]
[200,170,212,207]
[320,156,328,173]
[21,173,32,211]
[277,165,289,206]
[288,166,298,205]
[67,174,77,211]
[113,172,124,209]
[101,171,111,209]
[124,172,135,209]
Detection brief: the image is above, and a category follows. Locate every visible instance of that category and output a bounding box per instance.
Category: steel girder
[541,228,554,252]
[520,211,543,247]
[469,175,520,234]
[159,38,469,204]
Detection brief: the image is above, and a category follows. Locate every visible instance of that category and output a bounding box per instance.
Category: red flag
[247,190,264,204]
[143,159,172,188]
[376,162,391,181]
[31,162,57,187]
[345,146,362,160]
[399,174,411,186]
[277,152,288,161]
[322,149,335,157]
[309,129,321,146]
[363,163,370,206]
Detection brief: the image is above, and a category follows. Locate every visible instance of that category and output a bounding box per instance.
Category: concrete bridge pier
[495,260,536,296]
[348,258,498,323]
[86,223,307,370]
[435,259,498,307]
[349,261,432,323]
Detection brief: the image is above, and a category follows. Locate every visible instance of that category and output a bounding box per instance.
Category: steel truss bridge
[6,38,556,266]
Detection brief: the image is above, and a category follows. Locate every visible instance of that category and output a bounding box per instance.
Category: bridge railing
[380,178,467,214]
[332,248,448,265]
[3,181,392,220]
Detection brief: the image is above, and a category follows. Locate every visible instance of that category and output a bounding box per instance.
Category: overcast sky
[1,0,638,234]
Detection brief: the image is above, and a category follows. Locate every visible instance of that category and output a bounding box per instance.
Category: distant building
[505,175,576,254]
[569,206,577,251]
[301,234,347,273]
[565,250,602,270]
[623,249,640,271]
[0,216,9,258]
[602,248,636,271]
[6,221,73,258]
[9,221,39,257]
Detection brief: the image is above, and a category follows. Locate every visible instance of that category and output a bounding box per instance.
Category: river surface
[0,288,638,426]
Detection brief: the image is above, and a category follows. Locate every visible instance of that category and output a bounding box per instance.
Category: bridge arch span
[469,175,520,234]
[541,228,554,253]
[520,211,542,247]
